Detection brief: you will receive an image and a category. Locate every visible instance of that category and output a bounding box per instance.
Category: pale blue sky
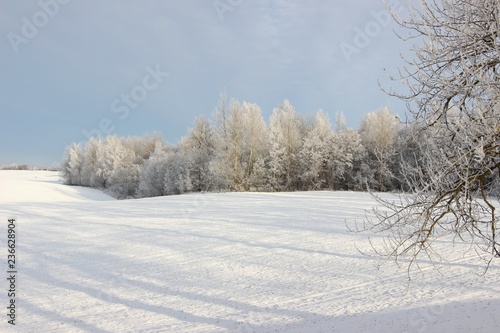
[1,0,411,167]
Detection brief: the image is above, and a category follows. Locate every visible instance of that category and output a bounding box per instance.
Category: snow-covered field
[1,170,499,333]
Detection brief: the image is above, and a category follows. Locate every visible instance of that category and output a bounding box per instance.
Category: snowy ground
[0,170,499,333]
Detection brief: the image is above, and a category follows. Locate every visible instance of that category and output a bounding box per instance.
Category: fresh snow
[0,171,499,332]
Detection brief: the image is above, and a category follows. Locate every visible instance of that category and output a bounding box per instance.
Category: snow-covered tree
[359,107,399,191]
[128,132,165,162]
[100,136,139,198]
[163,149,192,195]
[368,0,500,267]
[335,112,348,133]
[300,110,334,190]
[247,156,269,191]
[137,141,170,198]
[211,98,245,190]
[79,138,106,188]
[268,100,304,191]
[331,118,367,190]
[239,102,270,191]
[211,98,270,191]
[61,142,84,185]
[182,115,217,192]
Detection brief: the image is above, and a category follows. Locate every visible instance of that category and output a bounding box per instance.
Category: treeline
[1,164,29,170]
[1,164,59,171]
[61,96,408,199]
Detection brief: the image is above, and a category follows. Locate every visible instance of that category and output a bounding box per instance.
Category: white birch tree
[240,102,270,191]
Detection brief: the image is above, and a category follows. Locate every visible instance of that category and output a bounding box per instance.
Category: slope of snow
[0,171,499,332]
[0,171,115,203]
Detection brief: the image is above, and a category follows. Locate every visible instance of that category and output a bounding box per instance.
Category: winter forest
[61,95,408,199]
